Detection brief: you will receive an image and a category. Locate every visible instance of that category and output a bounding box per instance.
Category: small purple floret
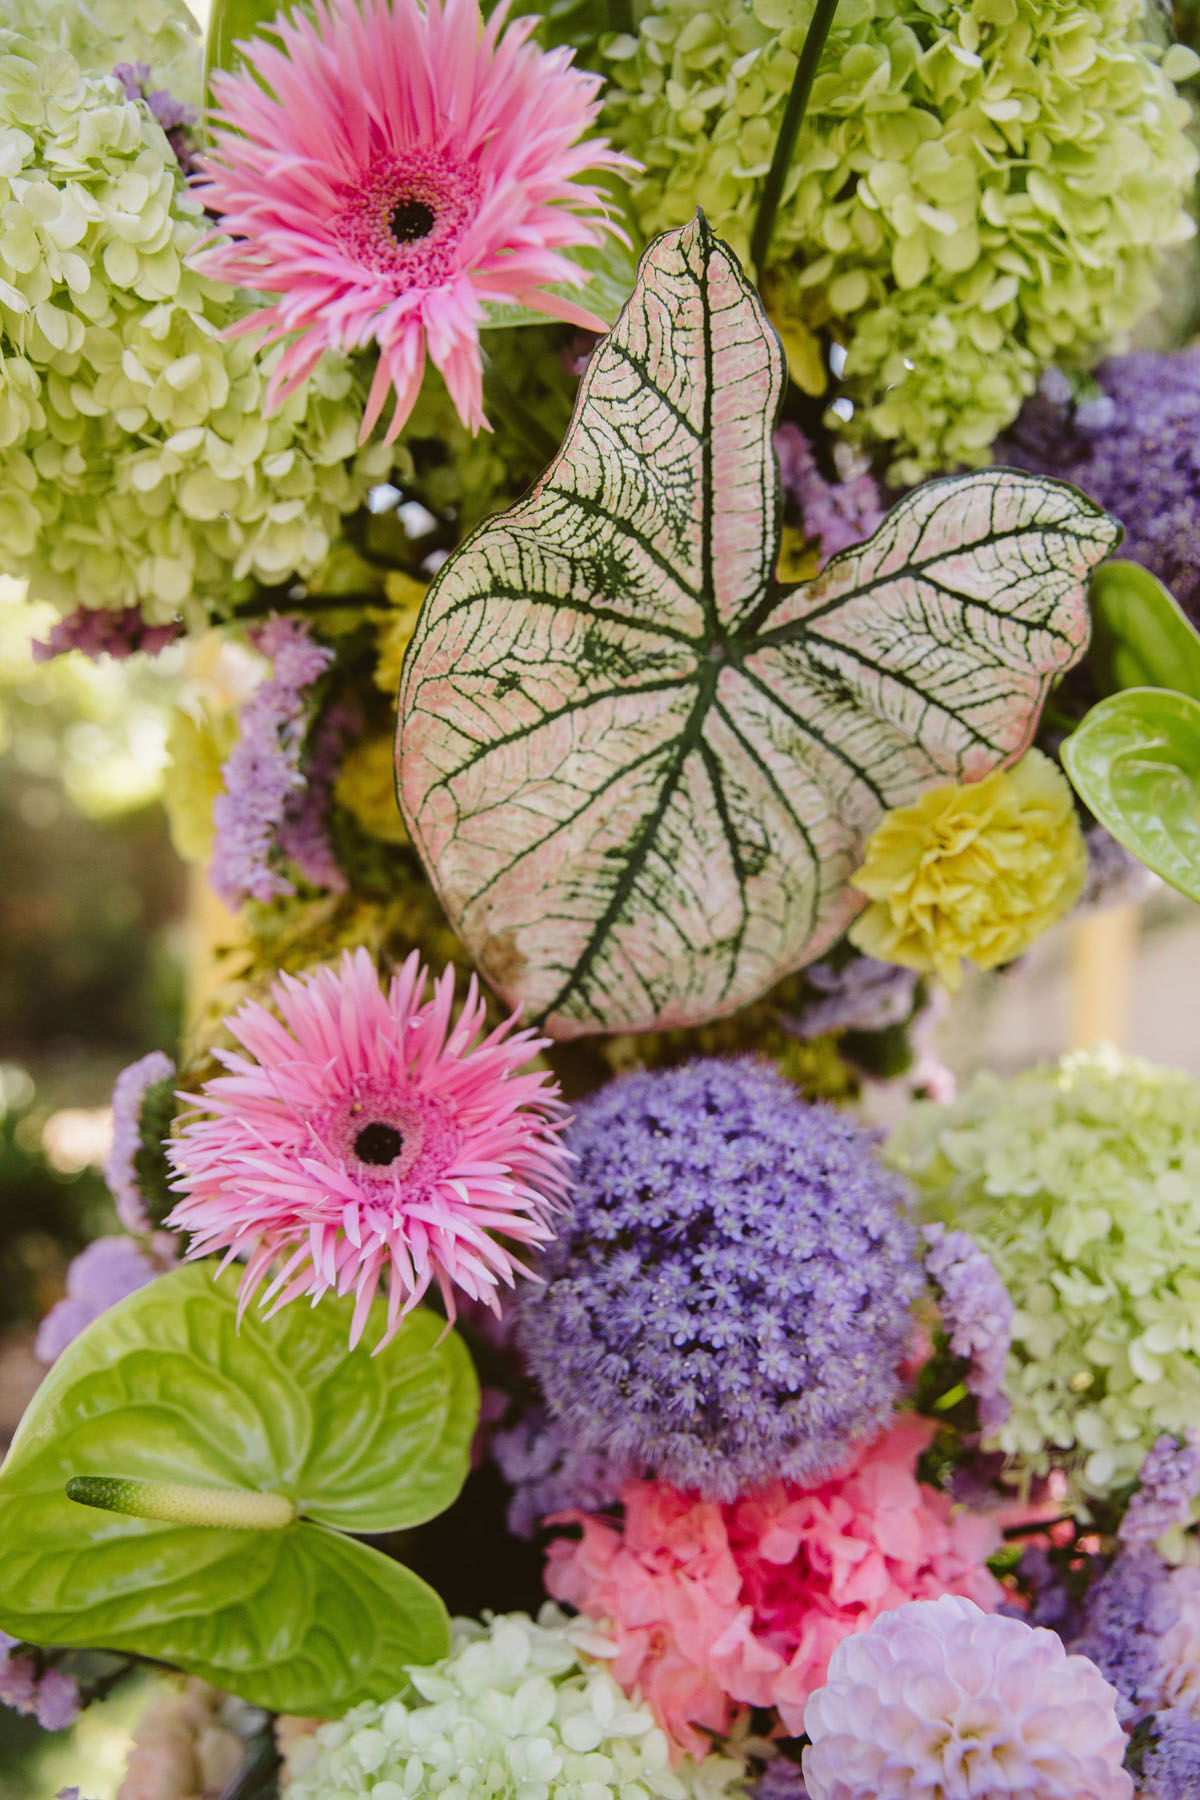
[492,1406,627,1539]
[35,1236,158,1365]
[774,423,884,565]
[517,1057,922,1500]
[1120,1430,1200,1548]
[923,1223,1014,1432]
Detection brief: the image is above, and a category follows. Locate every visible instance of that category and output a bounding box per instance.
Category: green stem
[607,0,635,31]
[481,353,561,464]
[218,1721,283,1800]
[232,588,388,621]
[750,0,841,286]
[67,1476,295,1531]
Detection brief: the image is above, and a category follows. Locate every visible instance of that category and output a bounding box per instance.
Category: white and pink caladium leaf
[396,213,1119,1039]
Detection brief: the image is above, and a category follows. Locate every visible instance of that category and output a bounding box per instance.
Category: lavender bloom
[105,1051,176,1233]
[1072,1549,1178,1724]
[1121,1432,1200,1548]
[999,352,1200,619]
[517,1058,923,1501]
[0,1634,79,1733]
[35,1236,159,1365]
[922,1223,1014,1432]
[774,424,884,565]
[209,617,334,909]
[275,700,357,894]
[787,955,917,1041]
[31,605,180,664]
[112,61,199,174]
[1143,1712,1200,1797]
[492,1407,628,1539]
[753,1759,811,1800]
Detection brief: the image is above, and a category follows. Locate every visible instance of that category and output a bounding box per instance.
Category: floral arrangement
[6,0,1200,1796]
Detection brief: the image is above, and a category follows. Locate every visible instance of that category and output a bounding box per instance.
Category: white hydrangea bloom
[285,1608,748,1800]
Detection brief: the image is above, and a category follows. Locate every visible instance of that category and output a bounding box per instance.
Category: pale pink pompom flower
[190,0,633,441]
[166,948,570,1347]
[802,1595,1132,1800]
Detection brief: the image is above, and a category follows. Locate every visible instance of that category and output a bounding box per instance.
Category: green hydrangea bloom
[0,32,392,625]
[0,0,200,104]
[285,1608,747,1800]
[598,0,1199,480]
[890,1047,1200,1498]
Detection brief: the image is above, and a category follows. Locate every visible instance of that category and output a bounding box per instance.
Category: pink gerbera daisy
[166,948,570,1347]
[190,0,632,440]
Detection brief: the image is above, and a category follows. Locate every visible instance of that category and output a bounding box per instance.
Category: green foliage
[204,0,283,99]
[1088,560,1200,702]
[0,1264,479,1714]
[1062,687,1200,905]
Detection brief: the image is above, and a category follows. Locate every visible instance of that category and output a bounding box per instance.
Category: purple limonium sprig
[922,1223,1014,1432]
[275,700,357,895]
[0,1634,79,1732]
[105,1051,176,1232]
[492,1406,628,1540]
[1142,1711,1200,1797]
[774,423,884,565]
[35,1236,161,1366]
[112,60,199,174]
[1120,1431,1200,1548]
[209,616,335,909]
[31,605,180,664]
[1071,1548,1177,1723]
[787,955,918,1040]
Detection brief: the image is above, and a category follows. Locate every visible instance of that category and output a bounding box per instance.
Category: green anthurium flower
[1088,559,1200,703]
[0,1263,479,1716]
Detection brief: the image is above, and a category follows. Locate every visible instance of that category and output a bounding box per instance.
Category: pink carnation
[191,0,632,441]
[167,948,570,1346]
[802,1596,1131,1800]
[544,1416,1004,1759]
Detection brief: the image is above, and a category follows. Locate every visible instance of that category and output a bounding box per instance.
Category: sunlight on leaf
[397,214,1118,1038]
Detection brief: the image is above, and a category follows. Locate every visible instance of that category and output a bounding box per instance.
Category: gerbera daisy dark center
[390,197,436,243]
[354,1121,405,1165]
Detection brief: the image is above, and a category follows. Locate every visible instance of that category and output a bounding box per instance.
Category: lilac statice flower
[1072,1549,1178,1724]
[35,1236,159,1365]
[787,955,917,1041]
[209,617,334,909]
[0,1634,79,1732]
[774,423,884,565]
[492,1406,628,1539]
[999,352,1200,620]
[31,605,180,664]
[105,1051,176,1233]
[922,1223,1014,1432]
[517,1058,923,1500]
[112,61,199,174]
[753,1758,811,1800]
[1121,1432,1200,1548]
[275,700,357,895]
[1142,1712,1200,1798]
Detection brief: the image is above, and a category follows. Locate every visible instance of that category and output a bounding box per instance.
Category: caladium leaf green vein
[397,213,1119,1039]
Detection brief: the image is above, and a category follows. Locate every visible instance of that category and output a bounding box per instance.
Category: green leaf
[396,213,1118,1039]
[0,1264,478,1714]
[1061,687,1200,904]
[1089,559,1200,703]
[204,0,281,101]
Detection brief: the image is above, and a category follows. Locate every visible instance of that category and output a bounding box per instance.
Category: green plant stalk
[750,0,841,286]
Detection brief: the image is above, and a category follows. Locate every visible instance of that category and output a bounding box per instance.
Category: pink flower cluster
[544,1416,1004,1759]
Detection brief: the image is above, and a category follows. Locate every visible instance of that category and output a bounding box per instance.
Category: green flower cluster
[890,1047,1200,1499]
[0,31,392,626]
[597,0,1199,480]
[2,0,201,104]
[285,1608,747,1800]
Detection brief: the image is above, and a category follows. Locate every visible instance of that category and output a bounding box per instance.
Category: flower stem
[67,1475,295,1530]
[750,0,841,287]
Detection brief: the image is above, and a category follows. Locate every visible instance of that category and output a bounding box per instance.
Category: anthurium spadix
[0,1264,478,1714]
[396,212,1119,1039]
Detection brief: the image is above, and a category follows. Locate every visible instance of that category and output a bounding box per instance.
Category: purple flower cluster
[517,1058,922,1500]
[999,353,1200,619]
[112,61,198,174]
[774,424,884,565]
[31,605,180,664]
[275,700,357,894]
[1120,1432,1200,1549]
[1071,1549,1177,1723]
[752,1758,811,1800]
[35,1236,159,1365]
[209,617,334,909]
[1143,1713,1200,1798]
[105,1051,176,1232]
[492,1406,626,1539]
[922,1223,1014,1432]
[788,955,917,1041]
[0,1633,78,1732]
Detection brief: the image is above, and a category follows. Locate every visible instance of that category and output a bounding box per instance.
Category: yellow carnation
[162,703,238,864]
[372,572,429,696]
[335,732,408,844]
[848,750,1087,989]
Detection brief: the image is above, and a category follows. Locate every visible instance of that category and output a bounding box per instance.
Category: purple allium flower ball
[802,1596,1132,1800]
[517,1058,922,1501]
[1143,1712,1200,1798]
